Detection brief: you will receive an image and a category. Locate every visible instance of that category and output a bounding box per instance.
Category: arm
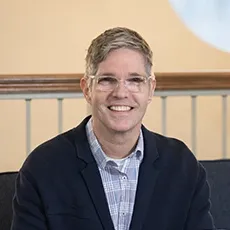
[184,163,216,230]
[11,171,48,230]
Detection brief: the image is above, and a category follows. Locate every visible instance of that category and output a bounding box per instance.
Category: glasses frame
[87,75,154,93]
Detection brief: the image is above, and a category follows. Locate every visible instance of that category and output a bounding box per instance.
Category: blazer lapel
[81,163,115,230]
[73,118,115,230]
[129,127,160,230]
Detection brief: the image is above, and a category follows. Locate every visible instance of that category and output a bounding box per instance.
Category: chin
[107,121,138,133]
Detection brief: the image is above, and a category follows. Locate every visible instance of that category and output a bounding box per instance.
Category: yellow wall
[1,0,230,172]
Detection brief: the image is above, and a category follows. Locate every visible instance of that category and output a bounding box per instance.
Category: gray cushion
[0,172,18,230]
[200,160,230,229]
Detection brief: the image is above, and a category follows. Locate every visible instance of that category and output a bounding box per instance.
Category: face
[81,48,156,134]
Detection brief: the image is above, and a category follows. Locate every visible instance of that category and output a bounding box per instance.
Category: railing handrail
[1,71,230,94]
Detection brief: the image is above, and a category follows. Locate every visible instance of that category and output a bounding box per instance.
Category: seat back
[200,160,230,230]
[0,172,18,230]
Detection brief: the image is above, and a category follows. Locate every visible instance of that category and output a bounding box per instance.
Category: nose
[111,80,129,98]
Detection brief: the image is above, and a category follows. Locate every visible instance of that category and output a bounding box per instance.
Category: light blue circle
[168,0,230,53]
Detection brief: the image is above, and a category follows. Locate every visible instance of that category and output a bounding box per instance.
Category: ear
[147,75,156,104]
[80,77,92,105]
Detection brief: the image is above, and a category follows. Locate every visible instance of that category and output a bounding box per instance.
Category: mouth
[108,105,134,112]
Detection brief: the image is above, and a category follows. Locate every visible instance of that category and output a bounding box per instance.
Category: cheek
[135,94,151,107]
[90,94,107,111]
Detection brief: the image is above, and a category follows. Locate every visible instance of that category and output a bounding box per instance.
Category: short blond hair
[85,27,153,76]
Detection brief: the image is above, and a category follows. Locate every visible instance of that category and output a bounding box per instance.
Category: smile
[108,105,133,111]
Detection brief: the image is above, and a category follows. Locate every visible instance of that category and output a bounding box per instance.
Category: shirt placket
[117,158,131,230]
[118,172,127,230]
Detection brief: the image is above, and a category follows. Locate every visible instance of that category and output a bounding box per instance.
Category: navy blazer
[11,116,215,230]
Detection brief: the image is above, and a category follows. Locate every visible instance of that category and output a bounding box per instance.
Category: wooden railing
[0,72,230,94]
[0,71,229,158]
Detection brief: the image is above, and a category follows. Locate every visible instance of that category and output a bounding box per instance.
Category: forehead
[97,48,146,75]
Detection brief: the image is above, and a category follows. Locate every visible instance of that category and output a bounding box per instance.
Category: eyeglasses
[88,75,153,93]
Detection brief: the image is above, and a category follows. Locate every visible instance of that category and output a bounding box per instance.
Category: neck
[92,120,141,159]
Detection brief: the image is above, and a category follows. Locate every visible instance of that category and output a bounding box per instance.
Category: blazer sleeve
[11,171,48,230]
[184,162,216,230]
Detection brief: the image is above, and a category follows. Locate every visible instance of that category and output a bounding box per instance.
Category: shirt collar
[85,118,144,169]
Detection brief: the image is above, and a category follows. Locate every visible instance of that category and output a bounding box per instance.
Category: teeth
[109,106,131,111]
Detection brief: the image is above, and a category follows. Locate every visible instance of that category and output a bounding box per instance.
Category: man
[11,27,215,230]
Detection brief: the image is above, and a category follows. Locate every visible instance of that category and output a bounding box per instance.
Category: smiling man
[11,27,215,230]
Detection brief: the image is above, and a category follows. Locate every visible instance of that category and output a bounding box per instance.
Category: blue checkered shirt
[86,119,144,230]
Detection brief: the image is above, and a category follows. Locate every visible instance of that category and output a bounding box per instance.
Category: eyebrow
[97,72,145,77]
[129,72,145,77]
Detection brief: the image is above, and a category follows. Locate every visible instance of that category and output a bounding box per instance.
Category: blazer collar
[73,115,159,164]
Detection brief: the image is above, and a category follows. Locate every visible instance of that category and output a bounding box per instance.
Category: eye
[127,77,145,83]
[98,76,117,85]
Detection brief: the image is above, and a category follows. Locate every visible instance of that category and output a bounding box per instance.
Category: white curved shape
[168,0,230,53]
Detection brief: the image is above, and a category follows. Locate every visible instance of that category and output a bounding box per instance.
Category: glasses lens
[126,77,146,92]
[97,76,117,91]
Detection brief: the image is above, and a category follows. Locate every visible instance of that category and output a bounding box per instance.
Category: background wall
[1,0,230,171]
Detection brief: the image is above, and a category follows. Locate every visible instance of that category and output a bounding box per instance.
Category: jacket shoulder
[20,127,82,176]
[145,129,199,167]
